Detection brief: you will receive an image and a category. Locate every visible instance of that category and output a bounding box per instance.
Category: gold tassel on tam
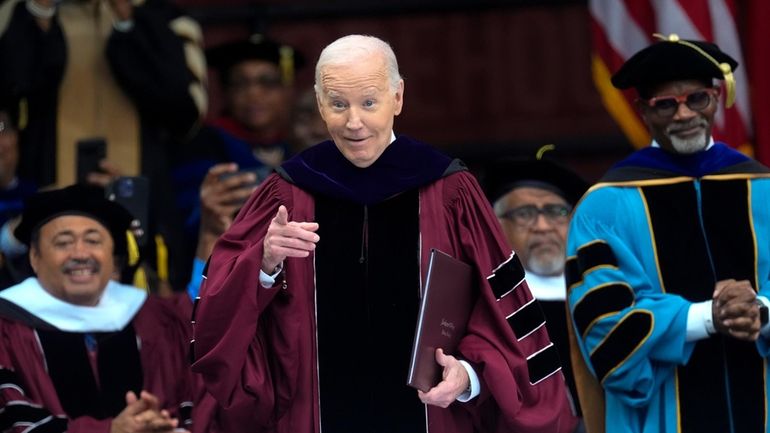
[155,234,169,283]
[536,144,556,160]
[279,45,295,86]
[126,230,148,290]
[17,98,28,131]
[127,230,140,267]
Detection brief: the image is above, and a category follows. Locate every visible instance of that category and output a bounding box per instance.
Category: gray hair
[314,35,402,96]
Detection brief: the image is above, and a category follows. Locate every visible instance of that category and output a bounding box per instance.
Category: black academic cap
[206,34,305,85]
[611,34,739,106]
[481,153,589,207]
[15,184,134,257]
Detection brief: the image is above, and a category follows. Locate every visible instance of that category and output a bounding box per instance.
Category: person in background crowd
[0,0,207,292]
[184,85,330,300]
[482,149,588,433]
[184,162,256,300]
[290,86,329,152]
[170,34,304,284]
[0,184,195,432]
[567,35,770,433]
[0,94,37,288]
[190,34,576,433]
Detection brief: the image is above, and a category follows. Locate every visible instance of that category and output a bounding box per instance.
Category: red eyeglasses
[641,88,719,117]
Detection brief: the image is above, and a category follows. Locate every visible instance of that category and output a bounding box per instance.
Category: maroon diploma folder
[407,248,476,392]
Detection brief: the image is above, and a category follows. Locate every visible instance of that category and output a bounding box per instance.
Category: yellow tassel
[133,267,148,291]
[536,144,556,160]
[126,230,140,267]
[719,63,736,108]
[155,234,169,282]
[18,98,28,131]
[125,230,147,290]
[279,46,295,86]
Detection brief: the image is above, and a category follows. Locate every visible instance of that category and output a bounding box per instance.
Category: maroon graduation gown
[0,295,195,432]
[192,170,576,433]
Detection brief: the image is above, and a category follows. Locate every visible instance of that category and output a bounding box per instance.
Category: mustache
[666,118,708,135]
[527,234,564,249]
[61,258,100,273]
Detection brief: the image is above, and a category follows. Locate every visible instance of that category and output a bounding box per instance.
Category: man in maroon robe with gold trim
[0,184,194,433]
[191,34,575,433]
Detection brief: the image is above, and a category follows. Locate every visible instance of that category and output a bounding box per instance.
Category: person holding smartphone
[184,162,257,300]
[0,0,207,294]
[170,35,305,287]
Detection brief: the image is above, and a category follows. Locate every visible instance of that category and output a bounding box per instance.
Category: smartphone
[106,176,150,247]
[218,166,270,187]
[76,138,107,184]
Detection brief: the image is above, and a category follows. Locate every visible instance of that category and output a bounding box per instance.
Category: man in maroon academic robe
[0,184,194,433]
[191,34,576,433]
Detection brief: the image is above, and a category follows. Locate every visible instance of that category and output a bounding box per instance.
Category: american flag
[589,0,759,158]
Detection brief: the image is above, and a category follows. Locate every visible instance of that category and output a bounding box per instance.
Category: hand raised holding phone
[76,138,126,187]
[76,138,107,185]
[201,163,260,236]
[195,163,261,261]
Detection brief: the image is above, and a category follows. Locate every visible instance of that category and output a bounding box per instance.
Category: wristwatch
[759,301,769,327]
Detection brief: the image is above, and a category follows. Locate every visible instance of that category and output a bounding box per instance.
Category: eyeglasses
[641,88,719,118]
[498,204,572,227]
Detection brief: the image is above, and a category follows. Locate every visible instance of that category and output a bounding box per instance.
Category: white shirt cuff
[112,19,135,32]
[686,300,714,341]
[258,262,283,288]
[456,360,480,402]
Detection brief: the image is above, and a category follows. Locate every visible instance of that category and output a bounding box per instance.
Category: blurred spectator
[0,94,37,288]
[170,34,303,280]
[0,184,195,432]
[290,86,328,152]
[204,34,301,168]
[0,0,207,292]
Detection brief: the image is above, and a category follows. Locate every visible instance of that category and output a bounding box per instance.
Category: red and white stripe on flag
[589,0,753,155]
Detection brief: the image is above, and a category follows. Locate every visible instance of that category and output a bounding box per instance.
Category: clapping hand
[111,391,188,433]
